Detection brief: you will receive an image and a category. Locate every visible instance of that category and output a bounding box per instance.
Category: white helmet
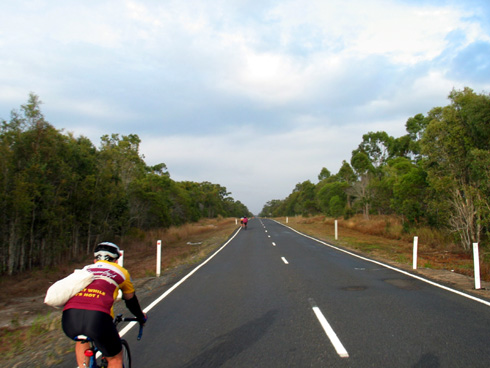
[94,242,121,261]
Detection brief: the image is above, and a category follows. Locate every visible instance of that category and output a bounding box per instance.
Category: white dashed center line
[308,298,349,358]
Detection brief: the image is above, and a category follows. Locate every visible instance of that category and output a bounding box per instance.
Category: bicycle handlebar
[115,314,146,341]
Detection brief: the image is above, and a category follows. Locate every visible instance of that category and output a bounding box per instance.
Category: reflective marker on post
[157,240,162,277]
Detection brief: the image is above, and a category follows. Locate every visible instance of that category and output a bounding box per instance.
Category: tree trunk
[449,186,479,251]
[8,220,18,275]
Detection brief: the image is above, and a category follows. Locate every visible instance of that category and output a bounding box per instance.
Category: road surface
[59,218,490,367]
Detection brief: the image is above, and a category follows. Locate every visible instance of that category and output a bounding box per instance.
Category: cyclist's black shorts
[62,308,122,357]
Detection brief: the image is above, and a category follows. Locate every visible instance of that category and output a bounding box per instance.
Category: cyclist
[62,242,146,368]
[242,216,248,229]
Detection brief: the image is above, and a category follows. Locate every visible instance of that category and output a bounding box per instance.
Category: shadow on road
[413,353,440,368]
[182,309,278,367]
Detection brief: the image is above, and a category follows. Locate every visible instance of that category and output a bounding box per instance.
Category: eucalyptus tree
[318,167,331,181]
[386,157,429,225]
[96,133,148,237]
[315,165,350,217]
[259,199,284,217]
[350,151,375,219]
[351,132,399,217]
[353,131,392,170]
[0,93,86,273]
[421,88,490,250]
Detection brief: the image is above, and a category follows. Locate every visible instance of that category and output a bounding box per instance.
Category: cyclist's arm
[118,267,146,323]
[124,293,146,324]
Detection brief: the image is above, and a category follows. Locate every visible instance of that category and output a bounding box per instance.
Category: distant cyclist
[62,242,146,368]
[242,216,248,229]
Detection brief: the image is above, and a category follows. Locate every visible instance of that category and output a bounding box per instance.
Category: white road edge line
[281,257,289,264]
[272,220,490,307]
[118,226,243,338]
[309,298,349,358]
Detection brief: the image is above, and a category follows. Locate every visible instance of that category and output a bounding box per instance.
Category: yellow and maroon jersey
[64,260,135,318]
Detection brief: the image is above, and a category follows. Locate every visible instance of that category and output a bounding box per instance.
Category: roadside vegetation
[0,94,252,276]
[260,87,490,264]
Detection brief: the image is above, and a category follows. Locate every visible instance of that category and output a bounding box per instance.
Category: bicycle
[73,314,144,368]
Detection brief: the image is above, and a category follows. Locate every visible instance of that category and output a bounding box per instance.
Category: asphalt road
[59,218,490,367]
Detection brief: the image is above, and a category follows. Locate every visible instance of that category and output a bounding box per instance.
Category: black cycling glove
[125,295,146,324]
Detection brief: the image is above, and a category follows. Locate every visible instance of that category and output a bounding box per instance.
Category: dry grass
[0,217,238,301]
[281,215,490,281]
[121,217,237,278]
[0,314,61,359]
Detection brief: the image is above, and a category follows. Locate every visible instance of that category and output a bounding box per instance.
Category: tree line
[0,93,251,275]
[259,87,490,252]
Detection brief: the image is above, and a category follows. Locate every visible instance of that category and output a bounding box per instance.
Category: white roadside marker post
[117,250,124,267]
[117,251,125,299]
[157,240,162,277]
[473,243,481,290]
[413,236,418,270]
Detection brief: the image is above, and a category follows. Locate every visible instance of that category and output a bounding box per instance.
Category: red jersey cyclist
[62,242,146,368]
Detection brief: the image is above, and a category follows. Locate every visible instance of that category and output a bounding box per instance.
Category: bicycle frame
[73,314,144,368]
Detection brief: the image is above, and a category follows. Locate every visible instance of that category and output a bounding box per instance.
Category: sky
[1,0,490,215]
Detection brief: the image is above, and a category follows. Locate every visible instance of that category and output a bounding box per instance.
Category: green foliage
[0,94,251,275]
[316,181,348,216]
[318,167,331,181]
[260,87,490,252]
[329,196,344,218]
[421,87,490,249]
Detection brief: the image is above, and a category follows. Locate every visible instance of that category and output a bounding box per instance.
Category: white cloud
[267,0,482,64]
[355,70,454,124]
[2,0,490,214]
[199,0,487,108]
[222,50,310,105]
